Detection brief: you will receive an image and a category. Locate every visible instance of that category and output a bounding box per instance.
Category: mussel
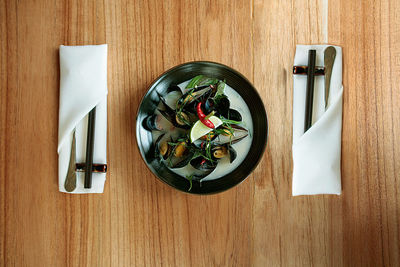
[154,133,171,160]
[166,85,182,94]
[154,134,195,168]
[213,124,248,145]
[211,144,237,163]
[190,157,217,171]
[208,95,243,121]
[167,140,195,169]
[176,85,216,108]
[157,92,191,129]
[225,109,242,121]
[143,114,162,131]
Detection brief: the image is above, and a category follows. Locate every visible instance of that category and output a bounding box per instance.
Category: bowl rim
[135,60,268,194]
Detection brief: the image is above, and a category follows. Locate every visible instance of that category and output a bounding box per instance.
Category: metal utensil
[324,46,336,109]
[64,130,77,192]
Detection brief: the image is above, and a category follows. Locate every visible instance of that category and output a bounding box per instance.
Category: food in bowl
[142,75,253,190]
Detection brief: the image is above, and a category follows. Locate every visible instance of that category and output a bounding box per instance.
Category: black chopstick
[84,107,96,188]
[304,50,316,133]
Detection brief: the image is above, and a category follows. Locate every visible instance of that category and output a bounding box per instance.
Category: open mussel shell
[143,114,162,131]
[226,109,242,121]
[159,140,193,169]
[197,87,214,103]
[215,98,242,122]
[190,157,217,171]
[154,133,171,160]
[216,96,230,112]
[203,98,215,114]
[177,85,211,107]
[211,145,228,159]
[157,91,174,112]
[213,124,249,145]
[211,144,237,163]
[166,85,182,94]
[228,146,237,163]
[158,109,191,129]
[169,150,194,169]
[156,91,191,129]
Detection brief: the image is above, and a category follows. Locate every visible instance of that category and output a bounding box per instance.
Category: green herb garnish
[176,111,192,126]
[220,117,241,125]
[186,75,204,89]
[186,174,193,191]
[215,80,226,98]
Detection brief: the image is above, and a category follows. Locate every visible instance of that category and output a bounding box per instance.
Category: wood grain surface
[1,0,399,266]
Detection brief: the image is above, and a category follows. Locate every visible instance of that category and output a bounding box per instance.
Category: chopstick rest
[76,163,107,173]
[293,66,325,76]
[58,44,108,194]
[292,45,343,196]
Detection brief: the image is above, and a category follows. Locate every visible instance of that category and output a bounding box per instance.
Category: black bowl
[135,61,268,194]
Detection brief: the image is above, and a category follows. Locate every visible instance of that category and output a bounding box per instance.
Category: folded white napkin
[58,44,108,193]
[292,45,343,196]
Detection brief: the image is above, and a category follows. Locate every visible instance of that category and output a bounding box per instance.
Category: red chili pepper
[201,118,214,128]
[200,158,206,165]
[196,102,215,128]
[196,102,206,120]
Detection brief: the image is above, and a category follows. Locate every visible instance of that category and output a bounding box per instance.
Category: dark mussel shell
[213,96,242,121]
[203,98,215,114]
[213,124,249,145]
[177,85,211,107]
[228,145,237,163]
[226,109,242,121]
[166,85,182,94]
[158,109,191,129]
[169,150,194,169]
[211,144,237,163]
[179,86,217,115]
[143,114,162,131]
[154,133,172,160]
[211,145,228,159]
[215,96,230,113]
[156,91,191,129]
[157,91,174,111]
[180,100,197,114]
[190,157,217,171]
[198,86,214,103]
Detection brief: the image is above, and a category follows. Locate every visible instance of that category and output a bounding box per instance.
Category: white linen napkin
[58,44,108,193]
[292,45,343,196]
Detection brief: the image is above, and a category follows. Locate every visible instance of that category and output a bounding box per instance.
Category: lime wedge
[190,116,223,142]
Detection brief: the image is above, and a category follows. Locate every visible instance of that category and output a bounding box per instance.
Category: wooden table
[1,0,399,266]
